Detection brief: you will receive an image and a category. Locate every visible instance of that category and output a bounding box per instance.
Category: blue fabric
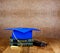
[12,30,32,40]
[5,27,40,40]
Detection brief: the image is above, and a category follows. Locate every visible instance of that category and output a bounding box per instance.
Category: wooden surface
[0,37,60,53]
[0,0,60,39]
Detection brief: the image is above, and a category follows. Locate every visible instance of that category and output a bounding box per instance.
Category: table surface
[0,37,60,53]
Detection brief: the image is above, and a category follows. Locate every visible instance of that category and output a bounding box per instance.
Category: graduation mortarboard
[5,27,40,40]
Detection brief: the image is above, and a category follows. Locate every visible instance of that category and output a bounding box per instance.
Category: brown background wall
[0,0,60,39]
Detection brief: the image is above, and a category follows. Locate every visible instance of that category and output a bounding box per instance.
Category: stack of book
[10,39,33,46]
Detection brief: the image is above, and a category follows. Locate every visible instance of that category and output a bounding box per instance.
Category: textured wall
[0,0,60,38]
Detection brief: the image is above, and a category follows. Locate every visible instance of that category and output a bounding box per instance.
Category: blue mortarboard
[5,27,40,40]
